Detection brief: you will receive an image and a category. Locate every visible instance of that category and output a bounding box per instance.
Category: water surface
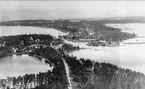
[0,26,67,37]
[0,55,52,79]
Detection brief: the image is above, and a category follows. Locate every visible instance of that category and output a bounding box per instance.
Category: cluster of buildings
[65,26,96,40]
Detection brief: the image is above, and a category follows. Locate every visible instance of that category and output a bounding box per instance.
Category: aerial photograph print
[0,0,145,89]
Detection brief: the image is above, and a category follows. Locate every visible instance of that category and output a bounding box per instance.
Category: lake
[0,55,53,79]
[0,26,67,37]
[69,23,145,74]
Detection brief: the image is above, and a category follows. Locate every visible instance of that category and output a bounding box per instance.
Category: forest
[0,34,54,47]
[63,54,145,89]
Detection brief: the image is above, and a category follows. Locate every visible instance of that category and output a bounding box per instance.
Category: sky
[0,1,145,21]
